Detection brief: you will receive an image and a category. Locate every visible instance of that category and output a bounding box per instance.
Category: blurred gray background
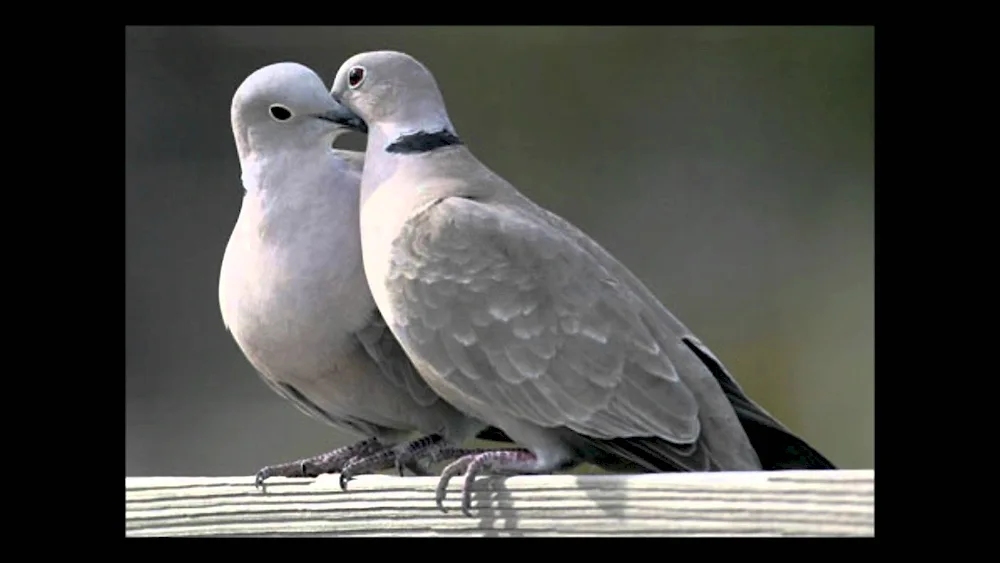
[125,26,873,476]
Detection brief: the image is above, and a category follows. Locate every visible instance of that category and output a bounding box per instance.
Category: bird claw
[435,455,475,514]
[254,468,272,493]
[337,455,367,490]
[434,449,537,517]
[338,455,380,491]
[251,437,385,493]
[338,445,403,490]
[394,451,412,477]
[393,450,432,477]
[392,433,462,477]
[252,460,312,493]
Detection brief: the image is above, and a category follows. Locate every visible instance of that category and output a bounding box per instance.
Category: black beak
[314,104,367,134]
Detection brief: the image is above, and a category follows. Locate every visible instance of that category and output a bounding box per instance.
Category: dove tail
[681,338,838,470]
[730,409,838,470]
[571,420,834,474]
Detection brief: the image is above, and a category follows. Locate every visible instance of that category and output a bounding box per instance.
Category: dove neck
[358,123,465,206]
[240,149,360,238]
[235,120,343,184]
[234,148,366,301]
[372,120,458,152]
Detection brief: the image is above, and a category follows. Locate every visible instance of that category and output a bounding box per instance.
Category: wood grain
[126,469,874,537]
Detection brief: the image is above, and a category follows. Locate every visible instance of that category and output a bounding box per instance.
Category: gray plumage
[326,51,836,482]
[219,63,494,484]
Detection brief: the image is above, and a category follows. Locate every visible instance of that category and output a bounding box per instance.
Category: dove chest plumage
[358,169,438,326]
[220,186,374,385]
[357,171,473,411]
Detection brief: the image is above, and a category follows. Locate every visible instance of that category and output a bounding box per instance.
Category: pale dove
[219,62,510,491]
[324,51,836,516]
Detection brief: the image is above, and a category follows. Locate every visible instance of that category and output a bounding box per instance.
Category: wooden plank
[126,469,873,537]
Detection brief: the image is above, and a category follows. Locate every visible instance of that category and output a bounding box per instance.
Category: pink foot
[435,449,537,517]
[254,437,384,493]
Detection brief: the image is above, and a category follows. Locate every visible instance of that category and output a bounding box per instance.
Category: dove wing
[383,195,703,446]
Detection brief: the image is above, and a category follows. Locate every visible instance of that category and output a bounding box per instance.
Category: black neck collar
[386,129,463,154]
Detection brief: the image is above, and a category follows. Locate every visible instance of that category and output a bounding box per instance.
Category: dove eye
[268,104,293,122]
[348,66,366,89]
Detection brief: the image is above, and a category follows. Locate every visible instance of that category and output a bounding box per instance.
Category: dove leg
[337,437,438,490]
[434,449,567,517]
[254,437,387,492]
[392,434,514,477]
[340,435,540,505]
[391,433,454,475]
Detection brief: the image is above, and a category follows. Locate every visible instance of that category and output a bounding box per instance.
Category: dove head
[230,62,366,162]
[328,51,458,144]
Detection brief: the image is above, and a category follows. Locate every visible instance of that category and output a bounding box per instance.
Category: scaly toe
[254,470,269,492]
[461,493,474,518]
[435,479,451,512]
[394,452,412,477]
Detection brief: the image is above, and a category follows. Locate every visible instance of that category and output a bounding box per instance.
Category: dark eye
[268,104,292,121]
[348,66,365,89]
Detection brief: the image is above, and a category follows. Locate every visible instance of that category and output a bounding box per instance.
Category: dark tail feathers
[569,340,838,473]
[681,337,837,470]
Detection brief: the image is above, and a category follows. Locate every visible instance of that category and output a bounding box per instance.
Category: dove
[322,51,838,516]
[219,62,509,491]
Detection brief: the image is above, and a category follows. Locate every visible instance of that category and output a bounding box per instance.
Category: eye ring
[347,66,366,89]
[268,104,293,122]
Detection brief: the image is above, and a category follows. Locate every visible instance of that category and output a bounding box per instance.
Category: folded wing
[385,195,712,468]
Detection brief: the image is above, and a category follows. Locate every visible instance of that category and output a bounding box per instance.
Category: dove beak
[313,104,368,134]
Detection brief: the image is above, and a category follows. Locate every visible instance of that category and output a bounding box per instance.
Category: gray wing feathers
[354,309,442,408]
[528,204,762,470]
[387,196,701,444]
